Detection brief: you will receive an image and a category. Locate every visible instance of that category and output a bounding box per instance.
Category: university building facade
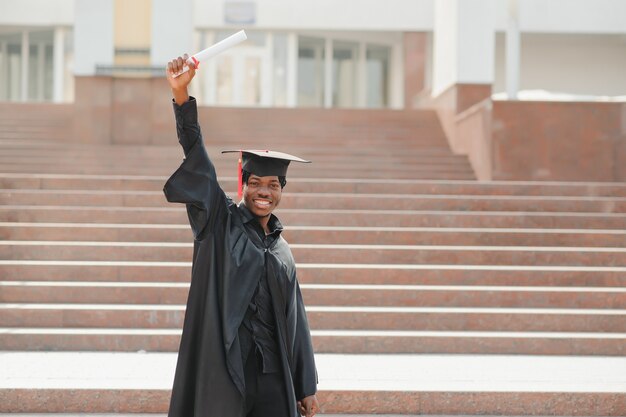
[1,0,625,180]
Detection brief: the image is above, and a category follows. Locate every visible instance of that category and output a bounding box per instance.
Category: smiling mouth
[253,199,272,209]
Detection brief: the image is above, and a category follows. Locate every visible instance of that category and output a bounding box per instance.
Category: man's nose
[257,187,271,197]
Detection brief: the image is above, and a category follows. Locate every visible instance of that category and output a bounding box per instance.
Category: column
[53,27,65,103]
[151,0,193,68]
[203,31,217,105]
[20,30,29,101]
[188,29,203,100]
[74,0,114,75]
[505,0,520,100]
[431,0,496,169]
[323,37,332,108]
[262,32,273,107]
[0,41,7,100]
[36,42,45,101]
[432,0,495,111]
[73,0,115,143]
[233,54,243,106]
[357,41,366,108]
[286,32,298,107]
[391,41,404,109]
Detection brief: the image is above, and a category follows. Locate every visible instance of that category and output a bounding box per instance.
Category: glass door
[0,29,56,102]
[214,31,269,107]
[332,41,359,108]
[297,37,325,107]
[366,44,390,108]
[216,47,266,106]
[0,32,23,101]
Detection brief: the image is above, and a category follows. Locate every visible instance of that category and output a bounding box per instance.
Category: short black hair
[242,170,287,189]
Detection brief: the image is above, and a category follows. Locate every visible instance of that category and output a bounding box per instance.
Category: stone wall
[74,76,174,145]
[491,101,626,182]
[441,97,626,182]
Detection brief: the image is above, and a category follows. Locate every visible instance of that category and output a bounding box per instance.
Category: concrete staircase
[0,106,625,415]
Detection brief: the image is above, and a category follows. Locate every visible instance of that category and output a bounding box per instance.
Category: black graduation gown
[162,99,318,417]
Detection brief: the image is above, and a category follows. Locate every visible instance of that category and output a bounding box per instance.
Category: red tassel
[237,153,243,200]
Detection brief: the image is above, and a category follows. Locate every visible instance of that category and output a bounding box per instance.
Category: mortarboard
[222,150,311,198]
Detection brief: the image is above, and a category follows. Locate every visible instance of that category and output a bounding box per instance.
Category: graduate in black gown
[163,55,319,417]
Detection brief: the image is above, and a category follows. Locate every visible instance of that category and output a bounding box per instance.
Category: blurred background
[2,0,626,106]
[0,1,625,416]
[1,0,625,180]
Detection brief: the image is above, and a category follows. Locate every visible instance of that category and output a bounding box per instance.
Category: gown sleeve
[163,97,229,240]
[292,280,318,400]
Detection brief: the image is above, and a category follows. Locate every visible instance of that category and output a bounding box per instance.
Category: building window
[0,28,73,103]
[212,30,266,106]
[297,36,325,107]
[28,30,55,101]
[243,56,262,105]
[195,30,395,109]
[272,33,288,107]
[366,44,390,108]
[1,35,23,101]
[332,41,359,108]
[216,55,234,104]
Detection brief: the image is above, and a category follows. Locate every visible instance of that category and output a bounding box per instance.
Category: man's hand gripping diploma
[166,54,196,106]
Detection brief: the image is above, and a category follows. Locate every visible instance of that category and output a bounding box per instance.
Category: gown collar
[237,201,284,235]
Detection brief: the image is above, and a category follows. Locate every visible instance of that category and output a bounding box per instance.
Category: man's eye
[270,183,280,190]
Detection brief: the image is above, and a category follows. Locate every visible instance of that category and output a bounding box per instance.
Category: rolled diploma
[172,30,247,78]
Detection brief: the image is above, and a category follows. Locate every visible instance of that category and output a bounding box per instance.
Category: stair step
[2,304,624,332]
[2,189,625,212]
[2,206,625,228]
[1,328,624,355]
[2,241,625,266]
[0,155,472,170]
[3,222,625,246]
[0,165,476,179]
[3,388,623,414]
[2,262,625,286]
[1,173,625,196]
[1,281,623,308]
[1,353,624,413]
[0,141,462,156]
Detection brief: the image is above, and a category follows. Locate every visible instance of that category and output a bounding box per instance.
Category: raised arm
[163,54,228,240]
[167,55,199,155]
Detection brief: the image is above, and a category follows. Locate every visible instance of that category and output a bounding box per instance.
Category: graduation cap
[222,150,311,199]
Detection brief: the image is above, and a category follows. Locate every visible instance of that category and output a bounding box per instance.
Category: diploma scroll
[172,30,248,78]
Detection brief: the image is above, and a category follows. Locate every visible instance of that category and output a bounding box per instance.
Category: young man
[163,55,319,417]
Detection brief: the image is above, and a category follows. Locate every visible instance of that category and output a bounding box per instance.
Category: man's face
[243,174,282,218]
